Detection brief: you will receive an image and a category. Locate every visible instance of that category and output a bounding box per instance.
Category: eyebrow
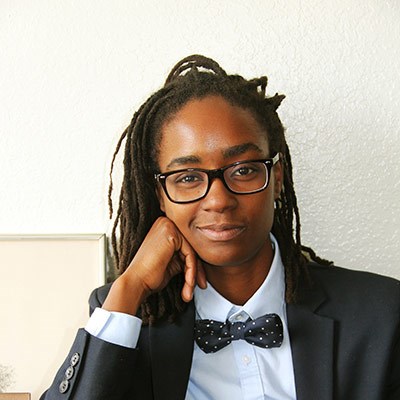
[166,155,201,169]
[166,142,264,169]
[222,143,264,158]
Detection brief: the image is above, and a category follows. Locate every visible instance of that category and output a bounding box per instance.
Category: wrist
[102,274,149,316]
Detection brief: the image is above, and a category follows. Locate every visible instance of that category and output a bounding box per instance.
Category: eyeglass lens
[165,161,269,202]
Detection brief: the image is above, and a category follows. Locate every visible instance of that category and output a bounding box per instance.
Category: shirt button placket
[242,354,252,365]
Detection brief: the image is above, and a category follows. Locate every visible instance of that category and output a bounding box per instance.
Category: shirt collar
[194,233,285,322]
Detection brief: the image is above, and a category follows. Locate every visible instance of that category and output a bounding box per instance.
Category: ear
[273,153,283,200]
[156,186,166,213]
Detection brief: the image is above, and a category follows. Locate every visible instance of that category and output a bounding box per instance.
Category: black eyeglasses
[154,153,280,204]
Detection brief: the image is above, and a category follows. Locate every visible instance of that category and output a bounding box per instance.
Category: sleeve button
[70,352,80,366]
[59,379,69,393]
[65,366,74,380]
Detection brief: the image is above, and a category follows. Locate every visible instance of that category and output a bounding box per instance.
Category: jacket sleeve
[40,329,139,399]
[386,322,400,399]
[40,285,152,400]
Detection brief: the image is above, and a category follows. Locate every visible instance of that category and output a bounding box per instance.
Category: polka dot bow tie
[194,313,283,354]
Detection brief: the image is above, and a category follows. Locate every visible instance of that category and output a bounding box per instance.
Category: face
[157,95,282,268]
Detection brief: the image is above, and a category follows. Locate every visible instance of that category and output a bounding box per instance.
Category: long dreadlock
[108,55,331,325]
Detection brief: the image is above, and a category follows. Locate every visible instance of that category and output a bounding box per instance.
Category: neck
[203,238,274,305]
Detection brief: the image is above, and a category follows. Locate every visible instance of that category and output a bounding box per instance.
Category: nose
[200,176,237,213]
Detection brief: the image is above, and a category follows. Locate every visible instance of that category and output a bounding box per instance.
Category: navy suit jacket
[42,263,400,399]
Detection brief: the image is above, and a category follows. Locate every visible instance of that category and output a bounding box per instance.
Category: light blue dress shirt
[86,234,296,399]
[186,234,296,400]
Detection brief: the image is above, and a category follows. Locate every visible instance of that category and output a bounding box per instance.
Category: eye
[234,166,254,176]
[230,163,260,180]
[172,171,205,186]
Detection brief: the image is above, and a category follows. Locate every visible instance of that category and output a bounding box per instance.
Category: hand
[102,217,207,315]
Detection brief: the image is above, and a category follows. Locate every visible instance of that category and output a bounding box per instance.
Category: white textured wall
[1,0,399,278]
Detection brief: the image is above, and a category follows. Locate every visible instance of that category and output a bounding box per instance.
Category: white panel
[0,235,106,399]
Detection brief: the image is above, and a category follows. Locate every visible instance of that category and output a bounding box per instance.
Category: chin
[194,236,270,268]
[197,249,256,268]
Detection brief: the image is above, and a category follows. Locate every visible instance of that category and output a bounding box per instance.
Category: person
[41,55,400,400]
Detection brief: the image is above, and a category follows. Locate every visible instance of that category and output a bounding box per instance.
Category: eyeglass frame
[154,153,280,204]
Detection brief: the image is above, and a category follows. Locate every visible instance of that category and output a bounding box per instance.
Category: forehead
[158,96,270,170]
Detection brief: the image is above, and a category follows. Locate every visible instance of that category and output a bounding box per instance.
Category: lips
[196,223,246,241]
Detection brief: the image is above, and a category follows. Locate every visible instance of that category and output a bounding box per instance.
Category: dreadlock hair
[108,54,331,325]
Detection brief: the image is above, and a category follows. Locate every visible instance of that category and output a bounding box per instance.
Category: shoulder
[308,262,400,290]
[306,262,400,313]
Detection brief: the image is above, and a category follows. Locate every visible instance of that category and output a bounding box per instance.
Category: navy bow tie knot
[195,313,283,354]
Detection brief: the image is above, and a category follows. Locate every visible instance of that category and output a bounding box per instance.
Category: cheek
[162,201,196,231]
[246,191,276,234]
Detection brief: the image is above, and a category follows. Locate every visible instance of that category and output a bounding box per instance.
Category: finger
[181,257,196,302]
[196,259,207,289]
[180,237,197,302]
[181,267,195,302]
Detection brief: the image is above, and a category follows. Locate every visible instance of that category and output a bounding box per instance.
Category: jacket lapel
[149,302,195,400]
[287,280,334,400]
